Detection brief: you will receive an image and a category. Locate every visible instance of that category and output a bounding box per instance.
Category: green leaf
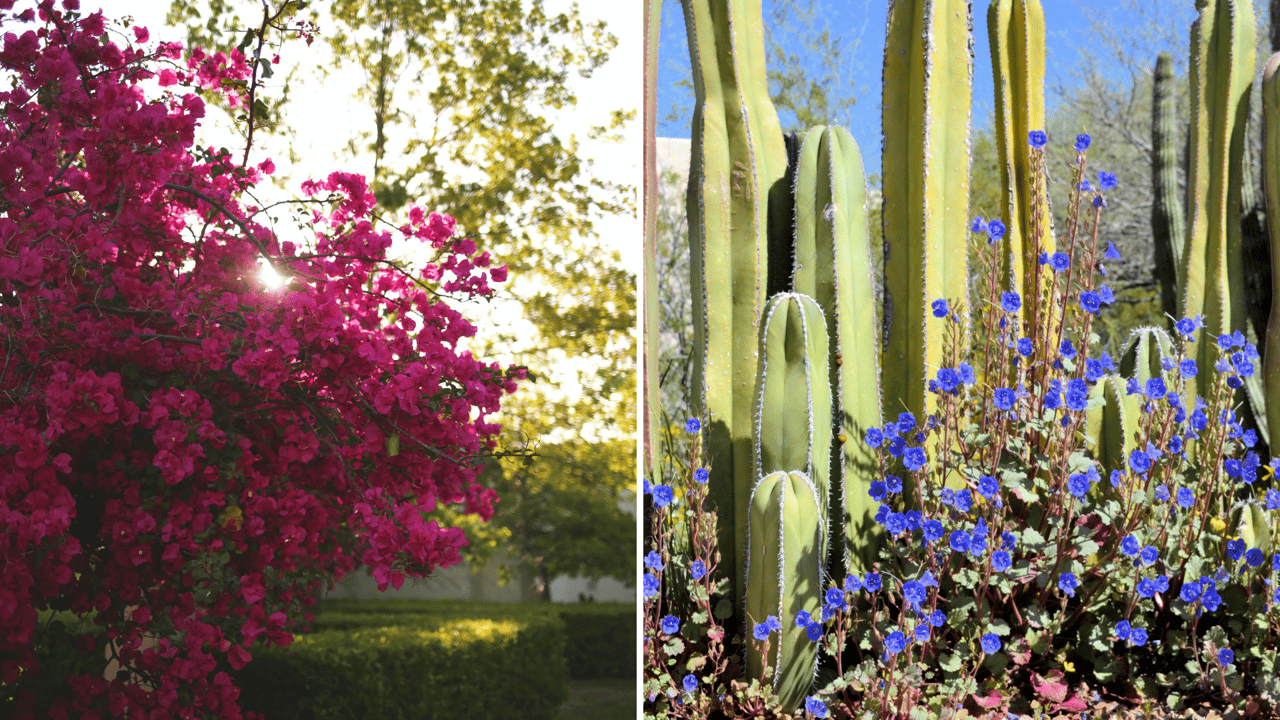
[385,432,400,457]
[940,652,962,672]
[1024,605,1050,629]
[713,598,732,619]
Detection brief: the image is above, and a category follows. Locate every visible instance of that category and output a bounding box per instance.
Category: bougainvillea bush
[644,135,1280,719]
[0,1,520,717]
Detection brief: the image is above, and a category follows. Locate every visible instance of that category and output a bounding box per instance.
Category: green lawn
[554,679,636,720]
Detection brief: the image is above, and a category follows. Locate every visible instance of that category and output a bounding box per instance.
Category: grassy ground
[554,679,635,720]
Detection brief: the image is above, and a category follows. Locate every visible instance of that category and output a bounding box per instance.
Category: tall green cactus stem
[755,292,833,546]
[1151,52,1185,329]
[744,469,823,713]
[1119,326,1176,382]
[987,0,1053,320]
[684,0,789,608]
[1084,377,1141,476]
[1260,52,1280,451]
[881,0,973,427]
[790,126,884,575]
[1182,0,1255,401]
[642,0,662,481]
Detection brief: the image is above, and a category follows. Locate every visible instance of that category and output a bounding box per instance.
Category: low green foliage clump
[311,598,635,680]
[236,615,568,720]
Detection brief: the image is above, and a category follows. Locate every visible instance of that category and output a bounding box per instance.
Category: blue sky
[656,0,1199,177]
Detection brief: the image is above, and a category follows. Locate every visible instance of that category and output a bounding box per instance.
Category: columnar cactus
[1151,51,1185,329]
[1261,52,1280,450]
[1182,0,1255,401]
[791,125,884,576]
[880,0,974,430]
[987,0,1054,319]
[684,0,789,608]
[642,0,662,482]
[744,469,824,711]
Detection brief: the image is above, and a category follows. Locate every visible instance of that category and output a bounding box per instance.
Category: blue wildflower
[1065,378,1089,411]
[955,489,974,512]
[971,216,987,233]
[868,480,887,502]
[1128,449,1152,475]
[1137,578,1157,598]
[1219,648,1234,665]
[1227,539,1246,561]
[683,674,698,692]
[1121,535,1140,556]
[923,519,944,543]
[691,561,706,580]
[644,573,659,598]
[994,388,1016,411]
[935,368,959,393]
[652,485,675,507]
[931,299,949,318]
[805,696,829,718]
[1246,548,1264,568]
[1017,337,1034,357]
[645,551,664,571]
[885,631,907,654]
[1080,291,1101,314]
[864,573,881,592]
[981,633,1002,653]
[1115,620,1131,640]
[992,550,1011,572]
[1001,292,1021,313]
[663,615,681,635]
[1059,573,1079,597]
[1068,474,1090,499]
[902,580,926,608]
[1075,134,1091,151]
[1130,628,1148,646]
[1050,252,1070,272]
[958,362,976,384]
[949,530,971,554]
[1029,130,1048,148]
[686,418,701,433]
[1105,242,1121,260]
[929,610,946,627]
[694,468,709,484]
[988,220,1006,239]
[1140,546,1158,566]
[904,447,927,472]
[1177,576,1198,599]
[978,475,999,499]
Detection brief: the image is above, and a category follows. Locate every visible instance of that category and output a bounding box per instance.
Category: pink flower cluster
[0,1,519,717]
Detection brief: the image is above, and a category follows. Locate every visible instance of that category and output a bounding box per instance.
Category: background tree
[165,0,637,597]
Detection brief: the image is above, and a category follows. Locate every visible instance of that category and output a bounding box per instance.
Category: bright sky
[86,0,639,288]
[656,0,1199,177]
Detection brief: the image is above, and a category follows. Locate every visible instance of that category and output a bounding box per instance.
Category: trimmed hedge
[310,599,634,680]
[235,615,568,720]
